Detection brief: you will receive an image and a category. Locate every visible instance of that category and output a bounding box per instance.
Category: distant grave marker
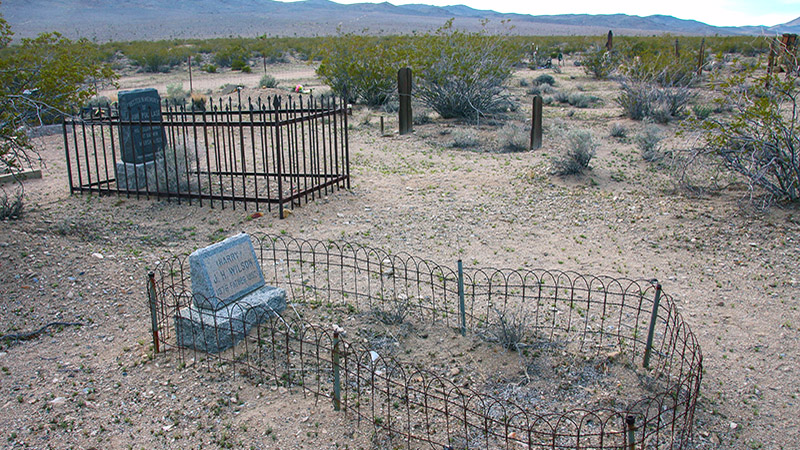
[118,88,166,164]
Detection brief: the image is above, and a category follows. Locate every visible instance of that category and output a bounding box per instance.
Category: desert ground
[0,58,798,449]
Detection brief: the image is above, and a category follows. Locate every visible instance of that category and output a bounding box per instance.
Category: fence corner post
[643,282,662,369]
[457,260,466,337]
[147,271,160,354]
[332,331,341,411]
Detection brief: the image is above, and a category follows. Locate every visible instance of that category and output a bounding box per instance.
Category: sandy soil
[1,60,798,450]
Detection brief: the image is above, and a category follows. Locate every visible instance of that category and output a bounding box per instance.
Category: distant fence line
[149,234,702,449]
[63,95,350,217]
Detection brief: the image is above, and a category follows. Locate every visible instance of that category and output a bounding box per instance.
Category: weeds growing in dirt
[552,129,596,175]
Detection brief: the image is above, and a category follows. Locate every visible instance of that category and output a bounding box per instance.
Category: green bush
[202,64,217,73]
[259,74,279,89]
[580,46,618,79]
[692,71,800,203]
[692,104,714,120]
[411,20,522,120]
[534,74,556,86]
[552,129,596,175]
[165,83,187,107]
[316,33,402,106]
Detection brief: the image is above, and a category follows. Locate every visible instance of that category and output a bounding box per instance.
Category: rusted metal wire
[63,96,350,216]
[150,234,702,449]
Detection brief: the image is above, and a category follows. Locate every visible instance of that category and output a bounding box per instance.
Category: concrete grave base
[115,159,161,191]
[175,285,287,353]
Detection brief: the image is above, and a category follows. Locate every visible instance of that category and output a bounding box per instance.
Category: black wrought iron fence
[149,234,702,449]
[63,96,349,217]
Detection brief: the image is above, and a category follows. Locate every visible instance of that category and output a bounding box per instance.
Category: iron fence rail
[150,234,702,449]
[63,96,349,217]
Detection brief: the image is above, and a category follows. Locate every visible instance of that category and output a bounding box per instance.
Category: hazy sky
[314,0,799,27]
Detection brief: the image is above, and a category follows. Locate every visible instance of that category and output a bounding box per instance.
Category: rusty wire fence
[149,234,702,449]
[63,95,349,217]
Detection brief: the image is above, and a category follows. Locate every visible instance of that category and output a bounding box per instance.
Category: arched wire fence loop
[149,234,702,449]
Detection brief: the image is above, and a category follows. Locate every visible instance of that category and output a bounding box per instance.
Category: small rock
[49,397,67,405]
[449,367,460,377]
[91,253,104,259]
[710,433,720,444]
[729,422,738,430]
[278,387,288,394]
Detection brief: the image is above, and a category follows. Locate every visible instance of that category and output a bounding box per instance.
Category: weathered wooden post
[674,39,680,58]
[697,38,706,76]
[398,67,412,135]
[605,30,613,51]
[188,55,193,94]
[530,95,543,150]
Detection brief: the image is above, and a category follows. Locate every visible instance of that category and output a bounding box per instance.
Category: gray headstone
[189,233,266,311]
[118,88,165,164]
[175,285,286,353]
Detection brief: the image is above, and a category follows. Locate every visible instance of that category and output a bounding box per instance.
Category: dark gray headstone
[118,88,165,164]
[189,233,266,310]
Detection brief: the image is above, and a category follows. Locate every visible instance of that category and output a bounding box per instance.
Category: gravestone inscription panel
[189,233,266,310]
[118,88,166,164]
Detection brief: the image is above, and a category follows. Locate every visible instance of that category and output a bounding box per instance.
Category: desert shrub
[0,188,23,220]
[484,308,527,351]
[316,32,402,106]
[497,123,529,152]
[259,74,279,89]
[534,73,556,86]
[527,84,555,96]
[692,71,800,203]
[609,123,627,138]
[448,129,481,148]
[620,51,699,87]
[519,78,529,87]
[190,93,207,111]
[566,92,601,108]
[165,83,187,107]
[214,44,250,68]
[580,46,618,79]
[635,125,664,161]
[552,129,596,175]
[413,111,433,125]
[615,79,694,123]
[692,104,713,120]
[202,64,217,73]
[411,20,522,120]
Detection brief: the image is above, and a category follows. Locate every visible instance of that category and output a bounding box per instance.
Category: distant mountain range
[3,0,798,41]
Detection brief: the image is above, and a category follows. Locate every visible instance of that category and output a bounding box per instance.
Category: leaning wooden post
[696,38,705,76]
[606,30,613,51]
[530,95,543,150]
[188,55,193,94]
[398,67,412,135]
[147,272,160,354]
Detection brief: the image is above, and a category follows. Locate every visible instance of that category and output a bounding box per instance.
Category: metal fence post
[458,260,466,337]
[626,415,636,450]
[147,271,160,354]
[332,331,341,411]
[643,282,662,369]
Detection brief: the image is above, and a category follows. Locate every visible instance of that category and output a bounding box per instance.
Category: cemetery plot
[63,95,350,217]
